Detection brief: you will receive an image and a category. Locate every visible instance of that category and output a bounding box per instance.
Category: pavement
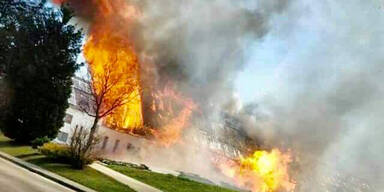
[89,162,163,192]
[0,151,96,192]
[0,156,74,192]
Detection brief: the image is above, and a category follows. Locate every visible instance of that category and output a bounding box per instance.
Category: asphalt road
[0,157,74,192]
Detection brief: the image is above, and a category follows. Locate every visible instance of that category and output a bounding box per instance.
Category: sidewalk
[0,151,96,192]
[89,162,163,192]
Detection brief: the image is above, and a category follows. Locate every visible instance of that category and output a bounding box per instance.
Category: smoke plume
[59,0,289,113]
[234,0,384,191]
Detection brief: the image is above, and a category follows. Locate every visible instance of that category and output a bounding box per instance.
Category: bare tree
[79,54,141,148]
[69,126,101,168]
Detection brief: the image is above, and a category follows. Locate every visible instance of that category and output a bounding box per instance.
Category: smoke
[57,0,291,117]
[235,0,384,191]
[132,0,290,117]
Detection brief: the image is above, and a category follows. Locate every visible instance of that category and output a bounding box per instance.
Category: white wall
[53,107,95,144]
[54,105,146,158]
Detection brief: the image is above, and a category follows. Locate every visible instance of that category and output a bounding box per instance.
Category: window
[126,143,133,150]
[57,131,69,142]
[64,114,73,124]
[74,125,84,136]
[113,139,120,152]
[102,136,109,149]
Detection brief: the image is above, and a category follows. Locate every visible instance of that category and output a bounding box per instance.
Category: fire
[55,0,144,130]
[55,0,197,145]
[218,149,296,192]
[79,0,143,130]
[149,83,197,146]
[84,30,143,130]
[83,27,197,142]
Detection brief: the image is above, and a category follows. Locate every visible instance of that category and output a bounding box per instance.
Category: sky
[235,35,287,103]
[234,0,325,104]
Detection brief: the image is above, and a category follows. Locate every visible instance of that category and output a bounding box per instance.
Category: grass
[0,134,135,192]
[107,164,239,192]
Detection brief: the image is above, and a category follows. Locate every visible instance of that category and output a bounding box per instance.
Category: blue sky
[234,34,286,103]
[234,8,322,104]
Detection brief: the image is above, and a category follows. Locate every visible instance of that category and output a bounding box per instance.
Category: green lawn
[107,164,239,192]
[0,134,135,192]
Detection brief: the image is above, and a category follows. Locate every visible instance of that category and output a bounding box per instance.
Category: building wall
[54,104,147,155]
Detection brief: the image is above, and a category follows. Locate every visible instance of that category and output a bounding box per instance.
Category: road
[0,157,74,192]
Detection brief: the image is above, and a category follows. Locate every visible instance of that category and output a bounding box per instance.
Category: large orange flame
[83,30,143,130]
[218,149,296,192]
[54,0,196,145]
[76,0,144,130]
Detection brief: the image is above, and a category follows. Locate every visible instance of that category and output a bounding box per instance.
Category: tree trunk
[86,116,99,149]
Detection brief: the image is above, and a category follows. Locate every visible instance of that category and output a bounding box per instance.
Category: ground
[0,134,239,192]
[0,134,135,192]
[0,157,74,192]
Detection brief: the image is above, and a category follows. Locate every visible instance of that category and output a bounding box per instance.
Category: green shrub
[39,142,71,162]
[31,136,51,149]
[39,142,95,169]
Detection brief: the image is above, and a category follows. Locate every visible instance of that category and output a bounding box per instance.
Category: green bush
[39,142,95,169]
[39,142,71,162]
[31,136,51,149]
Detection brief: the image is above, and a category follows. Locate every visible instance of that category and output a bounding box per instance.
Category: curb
[0,151,96,192]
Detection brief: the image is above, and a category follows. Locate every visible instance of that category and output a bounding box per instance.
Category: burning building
[54,75,296,192]
[55,76,253,159]
[51,0,298,191]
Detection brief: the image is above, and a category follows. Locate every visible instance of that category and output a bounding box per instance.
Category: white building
[54,77,252,158]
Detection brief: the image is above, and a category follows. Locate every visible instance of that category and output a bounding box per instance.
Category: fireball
[219,149,296,192]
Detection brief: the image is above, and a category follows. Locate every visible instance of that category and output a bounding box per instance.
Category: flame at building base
[84,31,196,146]
[148,82,197,146]
[217,149,296,192]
